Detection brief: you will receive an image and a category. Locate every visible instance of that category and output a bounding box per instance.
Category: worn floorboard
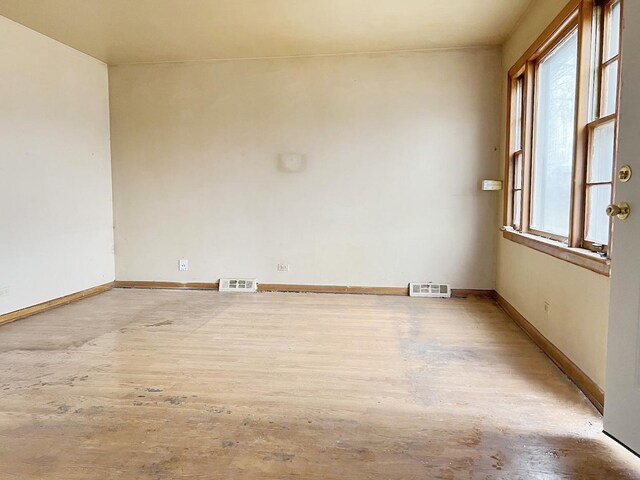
[0,289,639,479]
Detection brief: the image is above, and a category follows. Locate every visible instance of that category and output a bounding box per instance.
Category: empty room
[2,0,640,478]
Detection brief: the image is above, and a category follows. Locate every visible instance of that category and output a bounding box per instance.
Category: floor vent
[409,283,451,298]
[219,278,258,293]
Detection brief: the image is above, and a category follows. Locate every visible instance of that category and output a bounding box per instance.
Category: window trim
[502,227,611,276]
[502,0,621,277]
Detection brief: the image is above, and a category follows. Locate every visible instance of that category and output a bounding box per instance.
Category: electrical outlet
[277,263,290,272]
[544,301,550,313]
[179,259,189,271]
[0,286,9,297]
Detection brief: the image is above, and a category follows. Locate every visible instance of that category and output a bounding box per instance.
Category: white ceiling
[0,0,533,65]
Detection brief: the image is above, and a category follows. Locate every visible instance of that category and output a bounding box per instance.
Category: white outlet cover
[179,259,189,271]
[277,264,290,272]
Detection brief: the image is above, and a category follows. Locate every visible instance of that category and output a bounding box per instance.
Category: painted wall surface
[496,0,611,388]
[0,17,114,315]
[110,49,502,288]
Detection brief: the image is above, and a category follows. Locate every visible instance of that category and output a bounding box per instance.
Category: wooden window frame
[582,0,622,253]
[509,75,525,231]
[528,22,580,243]
[502,0,623,277]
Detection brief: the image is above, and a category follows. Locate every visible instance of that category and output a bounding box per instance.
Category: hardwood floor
[0,289,639,479]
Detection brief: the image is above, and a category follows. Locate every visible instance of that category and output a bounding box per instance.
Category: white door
[604,0,640,455]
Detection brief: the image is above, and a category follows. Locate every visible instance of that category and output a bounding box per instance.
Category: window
[504,0,623,274]
[584,0,622,250]
[511,76,524,230]
[531,29,579,239]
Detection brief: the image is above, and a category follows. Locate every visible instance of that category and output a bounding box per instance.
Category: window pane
[586,184,612,244]
[514,152,523,189]
[605,1,621,61]
[531,30,578,237]
[514,78,524,150]
[588,5,601,122]
[589,120,615,183]
[513,191,522,229]
[602,60,619,116]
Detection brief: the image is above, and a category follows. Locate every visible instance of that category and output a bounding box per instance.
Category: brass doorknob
[606,202,630,220]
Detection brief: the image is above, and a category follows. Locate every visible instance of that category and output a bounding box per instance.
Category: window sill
[501,227,611,277]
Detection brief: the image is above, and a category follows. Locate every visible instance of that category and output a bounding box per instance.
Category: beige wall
[109,49,502,288]
[496,0,611,388]
[0,17,114,315]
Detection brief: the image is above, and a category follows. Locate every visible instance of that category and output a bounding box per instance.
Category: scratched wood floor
[1,289,639,479]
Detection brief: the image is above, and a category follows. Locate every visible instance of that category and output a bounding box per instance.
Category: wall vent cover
[409,283,451,298]
[219,278,258,293]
